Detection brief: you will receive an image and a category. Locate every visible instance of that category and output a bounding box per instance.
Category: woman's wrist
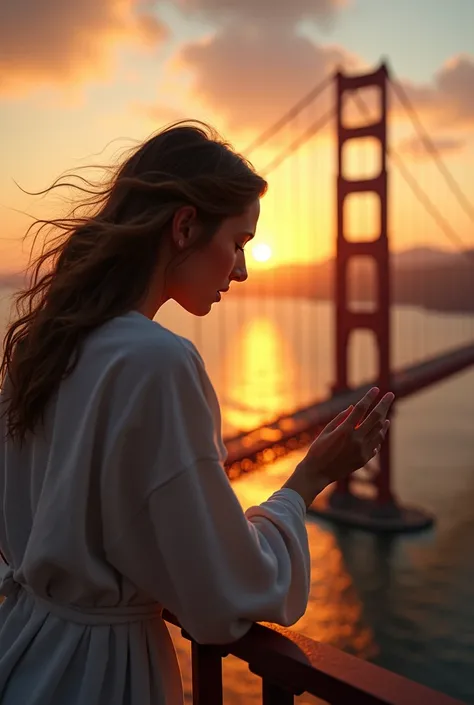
[281,460,330,510]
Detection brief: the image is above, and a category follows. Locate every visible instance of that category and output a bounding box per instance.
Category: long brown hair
[1,121,267,444]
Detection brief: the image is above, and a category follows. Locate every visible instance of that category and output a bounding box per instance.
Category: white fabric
[0,311,310,705]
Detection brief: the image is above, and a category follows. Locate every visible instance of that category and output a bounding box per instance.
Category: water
[1,288,474,703]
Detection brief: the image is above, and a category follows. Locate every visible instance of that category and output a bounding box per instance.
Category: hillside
[234,247,474,313]
[1,248,473,313]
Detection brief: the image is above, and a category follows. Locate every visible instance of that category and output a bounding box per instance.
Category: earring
[178,239,184,248]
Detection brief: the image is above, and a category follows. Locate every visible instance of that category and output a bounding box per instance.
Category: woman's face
[165,199,260,316]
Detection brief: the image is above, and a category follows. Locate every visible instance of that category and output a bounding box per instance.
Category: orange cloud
[176,0,348,23]
[395,54,474,128]
[171,25,359,132]
[433,54,474,124]
[167,34,474,151]
[0,0,168,95]
[158,0,353,134]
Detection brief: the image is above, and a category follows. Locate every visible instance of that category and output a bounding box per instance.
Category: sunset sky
[1,0,473,273]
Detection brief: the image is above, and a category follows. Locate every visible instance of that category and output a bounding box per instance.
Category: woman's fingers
[367,419,390,457]
[325,390,394,471]
[357,392,395,434]
[344,387,380,428]
[341,388,394,433]
[324,405,353,434]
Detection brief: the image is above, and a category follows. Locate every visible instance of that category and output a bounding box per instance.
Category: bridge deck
[224,343,474,468]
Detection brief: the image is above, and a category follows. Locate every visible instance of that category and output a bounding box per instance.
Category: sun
[251,243,272,263]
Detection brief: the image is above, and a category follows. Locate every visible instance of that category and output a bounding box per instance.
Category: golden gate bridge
[186,61,474,533]
[153,61,474,704]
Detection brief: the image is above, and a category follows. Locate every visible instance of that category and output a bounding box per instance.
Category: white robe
[0,311,310,705]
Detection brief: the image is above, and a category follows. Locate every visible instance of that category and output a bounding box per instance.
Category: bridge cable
[351,91,472,257]
[244,74,333,156]
[350,90,467,366]
[389,150,471,254]
[390,78,474,225]
[261,109,334,176]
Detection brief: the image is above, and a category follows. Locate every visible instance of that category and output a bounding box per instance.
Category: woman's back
[0,312,206,602]
[0,312,310,704]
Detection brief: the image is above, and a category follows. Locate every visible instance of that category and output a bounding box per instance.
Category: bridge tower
[318,63,433,531]
[333,63,393,507]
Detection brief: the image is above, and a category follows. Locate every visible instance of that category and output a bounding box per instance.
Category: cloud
[168,31,474,147]
[152,0,354,135]
[170,24,359,133]
[175,0,348,24]
[0,0,168,95]
[395,54,474,128]
[435,55,474,124]
[398,135,466,159]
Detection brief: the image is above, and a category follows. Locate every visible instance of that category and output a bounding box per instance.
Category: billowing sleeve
[102,335,310,644]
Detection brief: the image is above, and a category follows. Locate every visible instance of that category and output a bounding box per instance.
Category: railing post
[191,642,224,705]
[262,679,294,704]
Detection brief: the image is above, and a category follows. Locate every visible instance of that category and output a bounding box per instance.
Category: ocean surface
[1,287,474,703]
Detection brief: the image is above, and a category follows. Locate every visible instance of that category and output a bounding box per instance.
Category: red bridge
[166,63,474,703]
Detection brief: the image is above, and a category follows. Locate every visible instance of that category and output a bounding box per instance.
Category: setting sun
[252,243,272,263]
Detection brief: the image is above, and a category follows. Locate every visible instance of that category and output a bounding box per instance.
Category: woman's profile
[0,121,393,704]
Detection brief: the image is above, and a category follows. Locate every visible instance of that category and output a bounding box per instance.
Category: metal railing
[164,611,465,705]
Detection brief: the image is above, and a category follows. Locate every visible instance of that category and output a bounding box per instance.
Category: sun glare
[252,243,272,263]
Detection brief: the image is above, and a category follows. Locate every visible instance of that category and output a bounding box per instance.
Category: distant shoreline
[2,245,473,315]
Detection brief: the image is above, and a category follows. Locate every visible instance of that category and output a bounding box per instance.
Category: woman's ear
[172,205,198,250]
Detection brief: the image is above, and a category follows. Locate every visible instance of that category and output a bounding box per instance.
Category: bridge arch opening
[347,328,379,389]
[342,137,382,181]
[344,191,381,241]
[341,85,381,129]
[347,256,378,313]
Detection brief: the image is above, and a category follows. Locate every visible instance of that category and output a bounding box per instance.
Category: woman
[0,121,393,704]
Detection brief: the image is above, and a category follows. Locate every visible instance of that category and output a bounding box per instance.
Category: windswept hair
[1,120,267,443]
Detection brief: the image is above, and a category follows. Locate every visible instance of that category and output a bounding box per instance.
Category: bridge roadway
[224,343,474,469]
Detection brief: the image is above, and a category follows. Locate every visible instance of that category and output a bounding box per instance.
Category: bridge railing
[163,611,464,705]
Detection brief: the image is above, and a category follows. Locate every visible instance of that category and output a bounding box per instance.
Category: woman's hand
[283,387,395,508]
[303,386,394,483]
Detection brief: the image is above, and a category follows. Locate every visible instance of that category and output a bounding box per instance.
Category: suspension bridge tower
[314,62,434,532]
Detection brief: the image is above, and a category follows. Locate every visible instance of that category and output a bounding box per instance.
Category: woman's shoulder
[86,311,203,378]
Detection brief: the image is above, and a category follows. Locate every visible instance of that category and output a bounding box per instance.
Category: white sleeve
[102,337,310,644]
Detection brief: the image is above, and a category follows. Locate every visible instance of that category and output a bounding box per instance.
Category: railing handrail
[163,610,466,705]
